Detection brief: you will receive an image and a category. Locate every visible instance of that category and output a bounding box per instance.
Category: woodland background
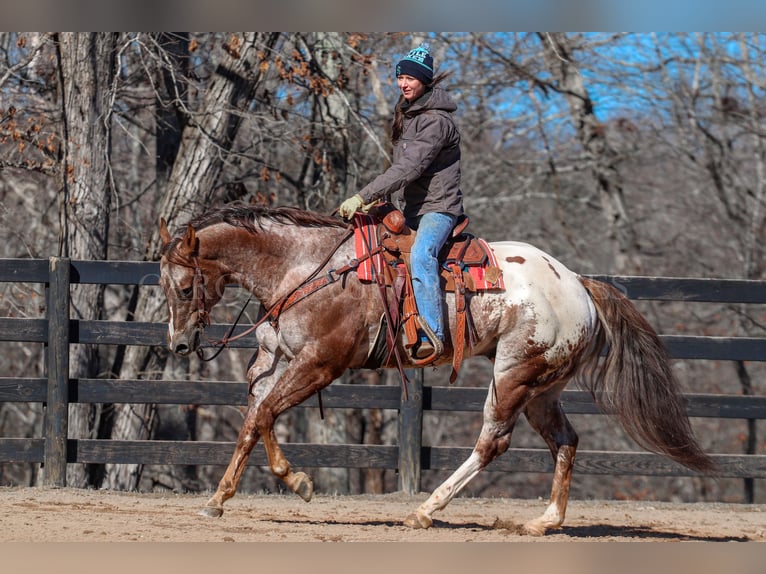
[0,32,763,502]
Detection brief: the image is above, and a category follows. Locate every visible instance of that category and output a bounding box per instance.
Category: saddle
[353,203,504,383]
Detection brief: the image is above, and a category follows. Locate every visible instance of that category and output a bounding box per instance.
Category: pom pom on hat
[396,42,434,85]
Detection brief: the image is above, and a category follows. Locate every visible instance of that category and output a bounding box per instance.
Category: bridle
[191,263,212,329]
[162,248,212,328]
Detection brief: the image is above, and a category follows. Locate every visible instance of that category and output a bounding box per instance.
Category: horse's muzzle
[170,329,200,356]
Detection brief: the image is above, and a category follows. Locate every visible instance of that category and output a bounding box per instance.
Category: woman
[339,43,465,361]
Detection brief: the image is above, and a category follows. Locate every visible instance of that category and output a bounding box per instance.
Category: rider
[339,43,465,360]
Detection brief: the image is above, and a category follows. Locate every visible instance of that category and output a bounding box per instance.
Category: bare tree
[649,32,766,501]
[536,32,641,272]
[103,32,282,490]
[55,32,120,487]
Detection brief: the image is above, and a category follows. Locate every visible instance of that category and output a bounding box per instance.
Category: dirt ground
[0,486,764,543]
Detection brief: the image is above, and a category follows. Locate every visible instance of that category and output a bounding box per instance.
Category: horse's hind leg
[521,383,578,536]
[403,427,513,529]
[403,376,528,529]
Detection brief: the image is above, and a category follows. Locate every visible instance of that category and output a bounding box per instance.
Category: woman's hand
[338,194,365,219]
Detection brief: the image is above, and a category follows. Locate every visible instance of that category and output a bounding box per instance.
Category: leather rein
[166,223,384,362]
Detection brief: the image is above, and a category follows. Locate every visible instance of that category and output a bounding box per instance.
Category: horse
[158,202,716,536]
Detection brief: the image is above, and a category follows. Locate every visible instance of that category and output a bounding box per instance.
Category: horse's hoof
[522,520,547,536]
[198,506,224,518]
[403,512,432,529]
[293,471,313,502]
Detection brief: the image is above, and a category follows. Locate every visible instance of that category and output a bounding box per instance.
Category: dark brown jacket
[358,87,464,221]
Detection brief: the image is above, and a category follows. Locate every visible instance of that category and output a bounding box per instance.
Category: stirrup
[412,322,444,362]
[414,337,436,360]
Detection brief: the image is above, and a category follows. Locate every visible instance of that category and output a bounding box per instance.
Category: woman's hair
[391,71,452,143]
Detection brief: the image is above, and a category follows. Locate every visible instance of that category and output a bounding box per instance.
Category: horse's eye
[179,285,194,299]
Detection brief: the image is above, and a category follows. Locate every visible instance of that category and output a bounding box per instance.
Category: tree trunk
[55,32,120,487]
[103,32,281,490]
[360,370,385,494]
[538,32,641,273]
[292,32,353,492]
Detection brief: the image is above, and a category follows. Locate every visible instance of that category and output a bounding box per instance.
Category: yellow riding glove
[338,194,365,219]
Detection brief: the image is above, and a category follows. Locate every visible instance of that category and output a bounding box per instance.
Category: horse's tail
[578,277,717,475]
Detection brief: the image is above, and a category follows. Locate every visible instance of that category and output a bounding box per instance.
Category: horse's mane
[186,203,346,234]
[162,203,346,257]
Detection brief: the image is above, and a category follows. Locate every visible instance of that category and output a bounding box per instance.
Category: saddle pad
[465,238,504,290]
[353,214,386,281]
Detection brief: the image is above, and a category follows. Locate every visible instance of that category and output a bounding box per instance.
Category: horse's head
[159,218,226,355]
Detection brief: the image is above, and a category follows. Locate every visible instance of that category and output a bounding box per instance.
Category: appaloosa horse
[158,203,715,535]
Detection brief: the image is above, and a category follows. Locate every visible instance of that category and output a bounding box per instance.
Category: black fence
[1,257,765,495]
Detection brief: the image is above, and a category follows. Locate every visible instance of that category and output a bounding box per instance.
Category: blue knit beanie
[395,42,434,85]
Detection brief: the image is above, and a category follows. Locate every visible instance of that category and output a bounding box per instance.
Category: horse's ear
[159,217,172,248]
[179,224,198,256]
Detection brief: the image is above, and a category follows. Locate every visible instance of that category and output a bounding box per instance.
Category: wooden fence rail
[0,258,765,494]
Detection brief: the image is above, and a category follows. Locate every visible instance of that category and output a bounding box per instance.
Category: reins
[355,215,411,395]
[197,292,254,362]
[169,224,370,361]
[198,222,349,360]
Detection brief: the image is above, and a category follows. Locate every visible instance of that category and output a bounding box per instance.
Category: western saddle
[357,203,503,383]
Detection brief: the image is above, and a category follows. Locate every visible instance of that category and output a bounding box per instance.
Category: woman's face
[397,74,426,102]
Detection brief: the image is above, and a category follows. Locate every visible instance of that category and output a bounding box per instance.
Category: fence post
[398,369,423,494]
[44,257,70,487]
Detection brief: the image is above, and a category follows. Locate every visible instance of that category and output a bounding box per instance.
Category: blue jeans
[407,212,457,341]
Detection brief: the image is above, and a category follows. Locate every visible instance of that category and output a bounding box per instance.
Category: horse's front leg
[261,426,314,502]
[200,346,286,517]
[200,404,261,517]
[254,348,342,502]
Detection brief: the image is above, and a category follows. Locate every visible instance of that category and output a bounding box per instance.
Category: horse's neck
[203,222,351,307]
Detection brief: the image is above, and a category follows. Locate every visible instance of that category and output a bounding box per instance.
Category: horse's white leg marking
[405,407,512,529]
[405,452,484,528]
[524,503,563,537]
[167,307,175,340]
